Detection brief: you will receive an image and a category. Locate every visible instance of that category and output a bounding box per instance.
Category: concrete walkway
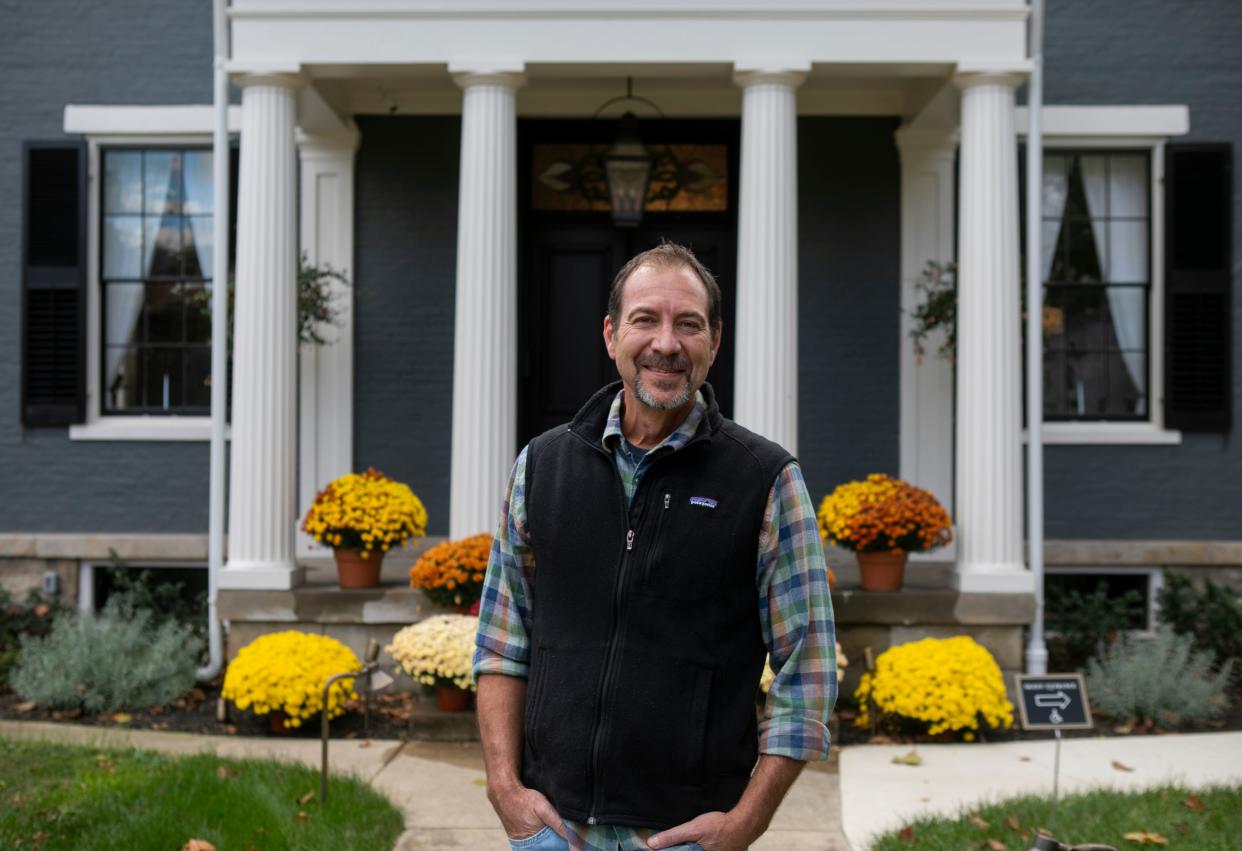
[5,720,1241,850]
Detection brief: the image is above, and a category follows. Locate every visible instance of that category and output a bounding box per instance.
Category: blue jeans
[506,825,704,851]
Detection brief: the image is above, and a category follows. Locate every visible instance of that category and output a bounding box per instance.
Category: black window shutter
[1164,143,1232,433]
[22,141,87,427]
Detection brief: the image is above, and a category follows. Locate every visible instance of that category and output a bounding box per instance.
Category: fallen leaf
[1112,760,1135,773]
[33,604,49,617]
[15,701,36,713]
[215,765,239,781]
[1173,822,1189,835]
[188,688,207,702]
[869,734,898,745]
[293,811,310,824]
[32,832,49,841]
[969,813,990,829]
[112,712,132,724]
[891,749,923,766]
[223,725,238,735]
[298,790,316,805]
[985,840,1006,851]
[897,825,914,843]
[919,796,929,802]
[1122,830,1168,845]
[1181,794,1205,812]
[472,778,487,787]
[181,841,217,851]
[358,740,371,749]
[1018,755,1031,762]
[1114,722,1134,735]
[1005,815,1023,833]
[151,722,170,731]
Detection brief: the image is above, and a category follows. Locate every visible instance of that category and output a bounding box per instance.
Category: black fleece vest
[521,381,793,830]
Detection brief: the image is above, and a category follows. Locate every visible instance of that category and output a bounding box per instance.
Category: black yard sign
[1014,673,1093,730]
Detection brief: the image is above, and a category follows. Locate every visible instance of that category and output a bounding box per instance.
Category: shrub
[0,588,71,692]
[408,533,491,610]
[10,599,203,713]
[102,553,209,656]
[1157,573,1242,672]
[1086,626,1233,727]
[855,635,1013,739]
[1045,580,1144,671]
[222,631,360,729]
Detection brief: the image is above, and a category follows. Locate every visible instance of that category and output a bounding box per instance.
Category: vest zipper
[642,492,672,585]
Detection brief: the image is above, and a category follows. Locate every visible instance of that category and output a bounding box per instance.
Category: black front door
[517,119,739,447]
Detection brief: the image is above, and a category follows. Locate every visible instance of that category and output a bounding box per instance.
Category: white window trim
[66,120,235,442]
[1044,565,1164,637]
[1015,107,1190,445]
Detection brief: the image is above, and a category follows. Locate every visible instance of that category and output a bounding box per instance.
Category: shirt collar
[602,389,707,455]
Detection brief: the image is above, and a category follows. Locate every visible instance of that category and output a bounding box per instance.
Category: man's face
[603,263,721,412]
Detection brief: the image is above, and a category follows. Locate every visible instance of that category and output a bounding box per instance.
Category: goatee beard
[633,356,693,411]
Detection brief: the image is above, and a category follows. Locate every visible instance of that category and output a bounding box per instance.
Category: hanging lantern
[603,112,653,227]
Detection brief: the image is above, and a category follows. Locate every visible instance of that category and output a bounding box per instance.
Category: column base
[218,561,305,590]
[950,566,1036,594]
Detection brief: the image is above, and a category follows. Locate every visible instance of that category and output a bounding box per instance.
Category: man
[474,243,836,851]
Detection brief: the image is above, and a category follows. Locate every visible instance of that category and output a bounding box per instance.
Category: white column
[221,74,304,590]
[895,128,958,561]
[296,125,360,558]
[448,66,523,540]
[733,66,806,454]
[953,73,1032,593]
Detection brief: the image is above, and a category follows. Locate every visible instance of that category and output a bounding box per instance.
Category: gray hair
[607,242,722,333]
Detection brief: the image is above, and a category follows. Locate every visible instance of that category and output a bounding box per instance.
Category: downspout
[1024,0,1048,675]
[199,0,231,681]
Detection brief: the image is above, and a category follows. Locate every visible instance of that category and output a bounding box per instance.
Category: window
[1028,151,1152,421]
[99,148,219,415]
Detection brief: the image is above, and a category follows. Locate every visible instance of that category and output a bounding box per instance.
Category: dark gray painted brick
[353,116,460,536]
[1038,0,1242,538]
[797,117,903,504]
[1,0,217,532]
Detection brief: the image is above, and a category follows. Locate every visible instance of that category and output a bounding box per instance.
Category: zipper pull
[587,816,598,826]
[664,493,671,509]
[626,529,635,551]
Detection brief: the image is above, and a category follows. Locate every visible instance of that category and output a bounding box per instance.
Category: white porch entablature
[229,1,1029,69]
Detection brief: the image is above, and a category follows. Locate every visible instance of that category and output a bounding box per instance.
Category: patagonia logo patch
[689,496,717,509]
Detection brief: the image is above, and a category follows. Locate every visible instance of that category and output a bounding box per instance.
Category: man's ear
[603,314,618,361]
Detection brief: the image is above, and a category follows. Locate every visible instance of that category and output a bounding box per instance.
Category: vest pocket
[639,489,736,602]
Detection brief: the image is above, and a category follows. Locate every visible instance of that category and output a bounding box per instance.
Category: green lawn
[0,737,404,850]
[870,784,1242,850]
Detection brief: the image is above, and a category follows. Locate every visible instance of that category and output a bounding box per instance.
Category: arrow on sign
[1034,691,1071,710]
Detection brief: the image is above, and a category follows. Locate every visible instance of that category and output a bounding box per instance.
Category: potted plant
[302,467,429,588]
[817,473,953,591]
[386,615,478,712]
[408,533,491,613]
[221,631,361,732]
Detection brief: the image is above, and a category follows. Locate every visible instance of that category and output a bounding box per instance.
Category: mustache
[638,355,690,372]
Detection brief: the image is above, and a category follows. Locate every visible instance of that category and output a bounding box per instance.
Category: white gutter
[1024,0,1048,675]
[199,0,230,682]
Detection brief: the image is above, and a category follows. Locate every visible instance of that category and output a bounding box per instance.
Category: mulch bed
[0,675,468,742]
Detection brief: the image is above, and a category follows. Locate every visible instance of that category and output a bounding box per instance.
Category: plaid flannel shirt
[474,391,836,851]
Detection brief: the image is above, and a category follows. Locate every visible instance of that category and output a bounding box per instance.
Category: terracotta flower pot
[857,550,909,592]
[334,548,381,588]
[435,685,472,712]
[269,710,291,733]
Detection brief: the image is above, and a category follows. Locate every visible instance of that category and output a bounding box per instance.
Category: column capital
[894,126,960,157]
[733,61,810,90]
[296,122,362,158]
[449,60,526,90]
[953,70,1025,91]
[234,71,304,92]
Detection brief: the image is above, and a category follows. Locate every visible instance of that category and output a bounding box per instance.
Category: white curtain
[1042,155,1069,282]
[104,286,145,407]
[1080,156,1147,412]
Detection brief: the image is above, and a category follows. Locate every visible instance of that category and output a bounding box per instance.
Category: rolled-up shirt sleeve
[756,461,838,761]
[473,446,536,679]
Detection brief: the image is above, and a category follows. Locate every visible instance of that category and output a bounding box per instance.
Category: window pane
[143,215,183,277]
[184,346,212,409]
[1109,154,1148,219]
[1064,219,1104,282]
[104,283,145,345]
[103,346,141,411]
[144,151,181,214]
[103,215,142,279]
[1048,286,1108,353]
[184,216,213,279]
[1042,154,1070,219]
[143,348,184,411]
[104,152,143,214]
[183,151,213,214]
[143,283,183,344]
[184,283,213,343]
[1108,220,1147,283]
[1103,286,1146,353]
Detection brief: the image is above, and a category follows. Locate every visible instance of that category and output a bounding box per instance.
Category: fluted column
[221,74,303,590]
[954,73,1032,593]
[449,67,523,539]
[733,66,806,454]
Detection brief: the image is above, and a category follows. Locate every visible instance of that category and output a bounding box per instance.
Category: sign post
[1014,673,1093,831]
